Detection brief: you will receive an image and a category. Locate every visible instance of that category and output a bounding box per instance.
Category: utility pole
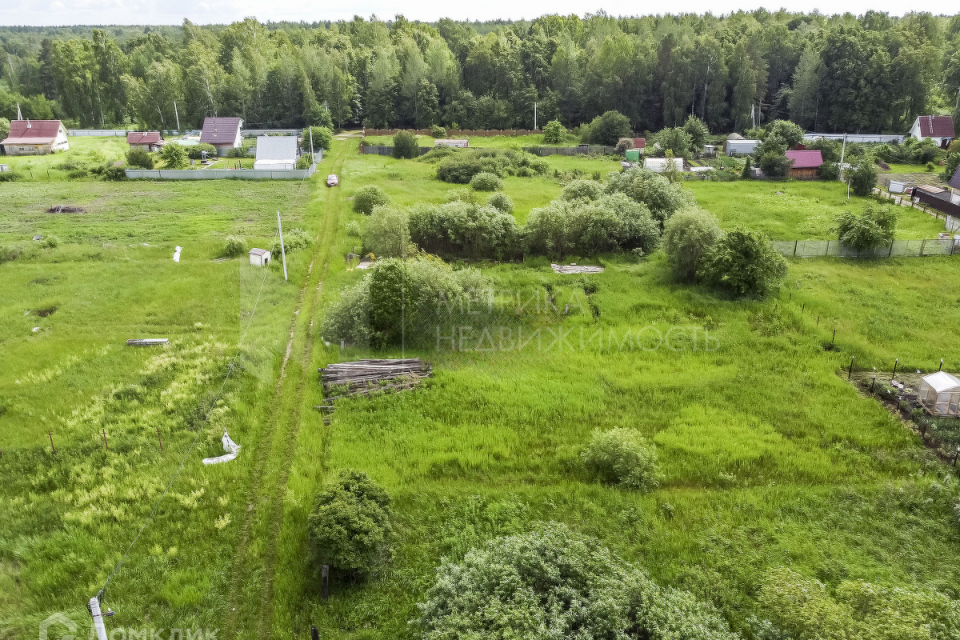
[173,101,181,132]
[838,133,848,182]
[534,102,537,131]
[277,211,288,281]
[89,596,111,640]
[309,127,315,159]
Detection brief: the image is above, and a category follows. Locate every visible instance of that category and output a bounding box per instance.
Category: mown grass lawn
[0,136,129,180]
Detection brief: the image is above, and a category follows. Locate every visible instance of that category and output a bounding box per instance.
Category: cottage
[1,120,69,156]
[724,139,760,156]
[908,115,955,149]
[918,372,960,416]
[253,136,298,170]
[644,157,684,173]
[249,248,271,267]
[434,139,469,148]
[200,117,243,155]
[126,131,165,152]
[785,150,823,180]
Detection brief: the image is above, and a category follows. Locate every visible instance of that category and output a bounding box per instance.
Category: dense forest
[2,11,960,134]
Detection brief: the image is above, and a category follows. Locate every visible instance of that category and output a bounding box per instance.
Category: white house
[1,120,69,155]
[253,136,298,170]
[249,248,271,267]
[200,117,244,155]
[908,115,955,149]
[918,372,960,416]
[644,157,684,173]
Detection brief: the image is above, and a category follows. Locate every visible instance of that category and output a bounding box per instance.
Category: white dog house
[249,248,271,267]
[918,372,960,416]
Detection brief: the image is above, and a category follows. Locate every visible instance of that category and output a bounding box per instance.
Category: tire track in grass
[222,140,350,638]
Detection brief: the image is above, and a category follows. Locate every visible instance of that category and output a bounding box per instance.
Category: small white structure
[724,139,760,156]
[918,372,960,416]
[644,157,684,173]
[249,248,271,267]
[434,139,469,148]
[253,136,298,170]
[888,180,907,194]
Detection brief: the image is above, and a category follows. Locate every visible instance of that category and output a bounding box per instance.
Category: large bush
[652,127,693,158]
[469,171,503,191]
[819,161,840,180]
[187,143,217,160]
[605,167,696,224]
[848,158,879,196]
[683,115,709,153]
[273,228,311,254]
[699,228,787,298]
[409,201,518,259]
[663,208,724,283]
[159,143,187,169]
[303,126,333,151]
[125,148,154,169]
[542,119,566,144]
[415,523,739,640]
[307,470,392,578]
[764,119,805,148]
[364,205,411,258]
[561,179,604,202]
[833,204,897,252]
[434,148,547,184]
[755,136,791,178]
[586,110,633,146]
[486,191,514,213]
[393,130,420,159]
[353,185,391,214]
[581,428,660,490]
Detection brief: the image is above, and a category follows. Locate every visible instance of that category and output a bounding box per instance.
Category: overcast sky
[1,0,956,27]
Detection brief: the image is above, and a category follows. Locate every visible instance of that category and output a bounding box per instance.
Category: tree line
[1,10,959,134]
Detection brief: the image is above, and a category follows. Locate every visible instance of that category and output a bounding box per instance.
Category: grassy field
[0,136,129,180]
[3,138,960,640]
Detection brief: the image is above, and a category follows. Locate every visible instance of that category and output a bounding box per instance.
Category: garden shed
[126,131,164,152]
[785,150,823,180]
[249,248,271,267]
[253,135,298,170]
[918,372,960,416]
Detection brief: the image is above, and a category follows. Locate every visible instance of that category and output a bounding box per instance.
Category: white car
[326,174,339,187]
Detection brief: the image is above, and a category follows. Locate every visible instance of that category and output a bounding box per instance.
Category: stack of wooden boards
[315,359,432,422]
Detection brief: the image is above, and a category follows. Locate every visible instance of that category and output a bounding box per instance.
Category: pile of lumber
[319,358,430,391]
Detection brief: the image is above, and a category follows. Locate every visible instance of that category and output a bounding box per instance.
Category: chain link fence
[773,238,960,259]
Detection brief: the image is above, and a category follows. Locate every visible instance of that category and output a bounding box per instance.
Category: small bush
[581,428,660,490]
[848,159,879,197]
[296,154,313,169]
[819,162,840,181]
[353,185,391,215]
[469,172,503,191]
[160,143,188,169]
[68,169,89,179]
[126,148,154,169]
[41,235,60,249]
[430,124,446,138]
[542,119,566,144]
[561,179,603,202]
[833,204,897,252]
[486,192,514,214]
[307,470,393,577]
[364,205,411,258]
[187,143,217,160]
[663,208,724,283]
[393,131,420,159]
[346,221,362,237]
[273,228,311,254]
[223,235,246,257]
[0,172,22,182]
[102,166,127,181]
[699,228,787,298]
[303,126,333,151]
[0,244,23,263]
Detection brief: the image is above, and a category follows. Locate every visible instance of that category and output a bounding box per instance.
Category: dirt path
[221,138,350,638]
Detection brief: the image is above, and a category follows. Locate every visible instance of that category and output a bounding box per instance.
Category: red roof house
[126,131,165,152]
[909,115,955,149]
[785,149,823,179]
[1,120,69,155]
[200,117,243,153]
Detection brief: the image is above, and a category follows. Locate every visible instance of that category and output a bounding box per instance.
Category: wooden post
[322,565,330,601]
[817,315,820,327]
[871,375,876,392]
[892,358,898,379]
[49,431,55,454]
[311,627,319,640]
[919,239,926,257]
[832,328,837,344]
[793,240,798,257]
[157,428,163,450]
[848,356,854,380]
[888,241,894,258]
[825,240,830,255]
[102,429,109,451]
[801,303,805,314]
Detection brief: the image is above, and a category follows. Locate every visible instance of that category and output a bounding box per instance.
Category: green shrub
[0,244,23,263]
[819,161,840,180]
[41,235,60,249]
[307,470,392,577]
[663,208,724,283]
[0,172,22,182]
[699,228,787,298]
[346,221,362,237]
[764,120,805,148]
[586,110,633,146]
[223,235,246,257]
[415,523,738,640]
[303,126,333,151]
[615,138,634,154]
[486,192,514,214]
[741,156,753,179]
[68,169,89,179]
[160,143,187,169]
[683,115,709,152]
[273,228,311,254]
[296,153,313,169]
[945,153,960,180]
[652,127,693,158]
[561,179,603,202]
[393,131,420,159]
[102,166,127,181]
[409,201,518,259]
[848,159,879,196]
[187,143,217,160]
[469,172,502,191]
[126,148,154,169]
[364,205,411,258]
[581,428,660,490]
[430,124,446,138]
[353,185,391,214]
[605,167,696,224]
[833,204,897,252]
[542,119,566,144]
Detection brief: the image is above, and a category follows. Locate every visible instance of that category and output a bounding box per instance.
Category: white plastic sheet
[202,431,241,465]
[173,246,182,262]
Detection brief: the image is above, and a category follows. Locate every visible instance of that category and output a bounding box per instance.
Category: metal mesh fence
[773,238,960,259]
